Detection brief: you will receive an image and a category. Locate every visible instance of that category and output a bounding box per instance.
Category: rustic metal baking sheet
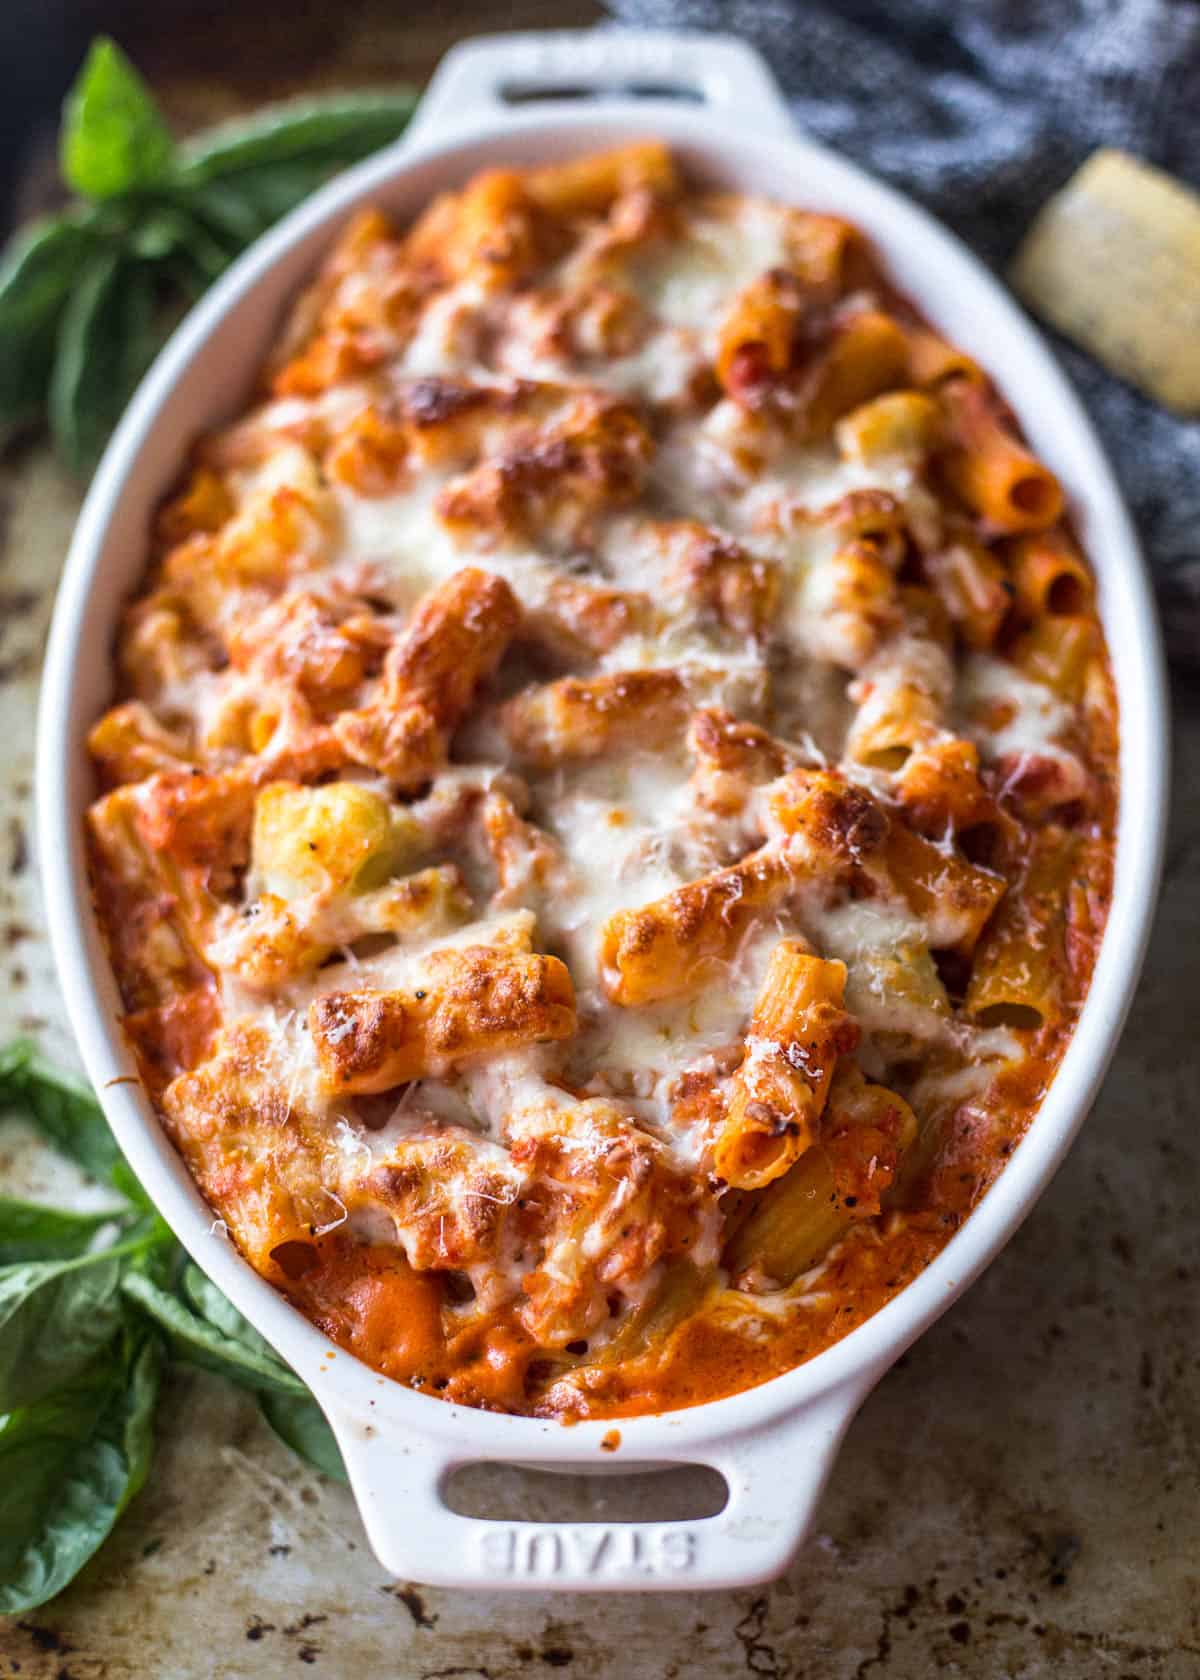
[1,8,1198,1669]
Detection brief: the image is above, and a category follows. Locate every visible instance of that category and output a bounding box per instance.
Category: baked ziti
[86,143,1117,1418]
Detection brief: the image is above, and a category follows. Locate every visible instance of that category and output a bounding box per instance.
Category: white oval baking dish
[37,29,1168,1593]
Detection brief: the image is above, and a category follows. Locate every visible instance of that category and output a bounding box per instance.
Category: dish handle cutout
[405,29,796,146]
[326,1382,867,1592]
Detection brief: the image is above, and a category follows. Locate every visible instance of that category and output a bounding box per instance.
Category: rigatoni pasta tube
[251,781,397,899]
[924,534,1011,650]
[834,389,943,463]
[874,821,1008,954]
[88,700,193,786]
[1007,529,1094,621]
[87,785,216,1009]
[324,401,412,495]
[905,324,986,388]
[334,567,520,787]
[819,486,908,567]
[822,539,897,672]
[764,765,1004,951]
[797,309,911,438]
[714,945,853,1190]
[310,947,576,1092]
[526,140,678,215]
[845,591,953,768]
[845,661,948,771]
[158,1021,340,1276]
[717,270,805,402]
[894,736,988,830]
[573,1259,714,1369]
[503,669,688,767]
[765,768,890,882]
[724,1063,918,1285]
[599,844,800,1006]
[842,941,951,1054]
[783,210,865,298]
[686,706,791,817]
[1014,614,1098,704]
[448,169,545,290]
[965,828,1077,1029]
[937,377,1064,533]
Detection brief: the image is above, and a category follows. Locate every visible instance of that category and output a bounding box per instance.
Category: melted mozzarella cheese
[534,754,702,977]
[957,653,1072,757]
[528,747,775,1159]
[331,471,465,603]
[597,326,707,403]
[399,280,488,374]
[624,201,791,339]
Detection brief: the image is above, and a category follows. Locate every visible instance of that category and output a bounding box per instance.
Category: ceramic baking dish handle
[404,29,796,146]
[328,1382,865,1592]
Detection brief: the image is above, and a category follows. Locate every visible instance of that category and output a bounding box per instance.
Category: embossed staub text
[477,1525,697,1580]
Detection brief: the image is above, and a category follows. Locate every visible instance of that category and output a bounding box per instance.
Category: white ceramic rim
[36,30,1168,1591]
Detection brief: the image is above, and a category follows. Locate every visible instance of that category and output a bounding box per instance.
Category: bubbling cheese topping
[86,148,1116,1419]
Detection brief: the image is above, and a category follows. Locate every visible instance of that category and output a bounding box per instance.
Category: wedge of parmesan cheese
[1010,148,1200,415]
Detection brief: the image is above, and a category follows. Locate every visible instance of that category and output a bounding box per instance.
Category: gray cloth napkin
[607,0,1200,662]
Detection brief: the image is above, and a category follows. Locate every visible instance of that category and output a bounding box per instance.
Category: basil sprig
[0,36,416,472]
[0,1038,150,1203]
[0,1326,161,1617]
[0,1038,346,1614]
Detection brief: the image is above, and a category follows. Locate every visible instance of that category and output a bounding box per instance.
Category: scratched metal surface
[3,11,1200,1670]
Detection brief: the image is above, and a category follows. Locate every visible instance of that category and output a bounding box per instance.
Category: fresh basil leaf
[110,1157,153,1210]
[259,1391,347,1483]
[60,37,174,201]
[179,1266,349,1482]
[0,71,415,473]
[118,1213,178,1271]
[0,1040,121,1180]
[180,1260,273,1351]
[0,1197,113,1265]
[0,214,98,426]
[157,247,214,306]
[0,1326,161,1614]
[128,205,235,280]
[0,1211,172,1412]
[122,1270,305,1397]
[0,1038,151,1207]
[176,89,417,183]
[0,1042,23,1080]
[205,159,342,226]
[0,1253,125,1410]
[49,250,160,473]
[121,1219,181,1287]
[177,180,269,247]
